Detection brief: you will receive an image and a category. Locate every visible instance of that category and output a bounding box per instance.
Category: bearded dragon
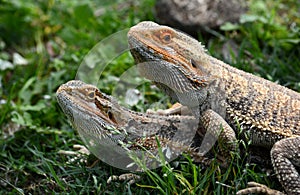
[56,80,206,171]
[128,21,300,195]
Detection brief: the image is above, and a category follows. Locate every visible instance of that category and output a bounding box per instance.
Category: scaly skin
[128,21,300,194]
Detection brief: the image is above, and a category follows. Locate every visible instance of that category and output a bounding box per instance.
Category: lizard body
[128,21,300,194]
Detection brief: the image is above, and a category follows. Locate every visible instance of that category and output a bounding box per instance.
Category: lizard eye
[160,31,172,43]
[163,34,171,42]
[87,91,95,99]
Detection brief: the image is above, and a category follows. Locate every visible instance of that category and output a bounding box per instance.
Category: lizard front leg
[271,136,300,194]
[237,136,300,195]
[148,106,239,165]
[195,109,238,166]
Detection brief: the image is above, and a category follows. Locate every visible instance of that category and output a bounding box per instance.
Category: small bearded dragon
[57,80,272,186]
[56,80,204,171]
[128,21,300,195]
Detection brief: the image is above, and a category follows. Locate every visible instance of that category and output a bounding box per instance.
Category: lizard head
[128,21,213,107]
[56,80,127,139]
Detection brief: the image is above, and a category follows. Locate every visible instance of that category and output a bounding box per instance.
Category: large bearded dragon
[128,21,300,195]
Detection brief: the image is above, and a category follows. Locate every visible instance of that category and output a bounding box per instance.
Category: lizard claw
[236,181,285,195]
[72,144,91,155]
[107,173,141,185]
[58,144,91,164]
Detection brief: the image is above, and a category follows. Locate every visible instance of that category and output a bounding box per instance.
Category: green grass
[0,0,299,194]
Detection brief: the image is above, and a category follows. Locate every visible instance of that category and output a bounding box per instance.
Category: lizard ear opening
[107,110,113,120]
[107,110,117,123]
[190,59,197,68]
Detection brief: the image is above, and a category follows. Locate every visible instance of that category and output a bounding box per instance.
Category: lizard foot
[58,144,90,155]
[107,173,141,185]
[236,181,285,195]
[58,144,91,164]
